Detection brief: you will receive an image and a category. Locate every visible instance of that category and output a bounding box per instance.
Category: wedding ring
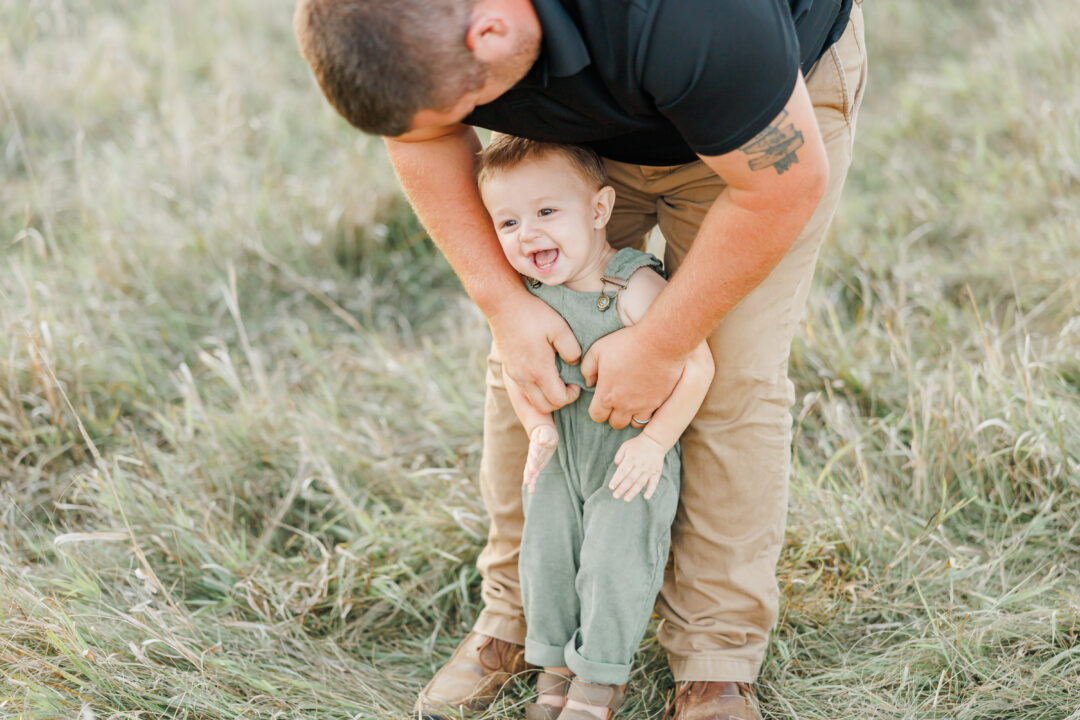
[631,415,651,425]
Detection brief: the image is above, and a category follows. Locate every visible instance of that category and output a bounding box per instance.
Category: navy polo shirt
[464,0,852,166]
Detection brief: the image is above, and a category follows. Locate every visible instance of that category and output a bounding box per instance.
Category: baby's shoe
[558,677,625,720]
[525,671,572,720]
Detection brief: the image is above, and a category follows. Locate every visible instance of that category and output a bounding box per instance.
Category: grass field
[2,0,1079,718]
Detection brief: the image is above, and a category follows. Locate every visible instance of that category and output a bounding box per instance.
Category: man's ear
[592,185,616,228]
[466,14,510,62]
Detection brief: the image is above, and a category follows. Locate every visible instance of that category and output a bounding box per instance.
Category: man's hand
[491,291,582,414]
[580,323,685,429]
[610,432,667,501]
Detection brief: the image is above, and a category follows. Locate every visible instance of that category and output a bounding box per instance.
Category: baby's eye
[500,219,518,229]
[539,208,556,216]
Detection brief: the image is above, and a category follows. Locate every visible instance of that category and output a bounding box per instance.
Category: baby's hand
[610,433,667,502]
[524,425,559,494]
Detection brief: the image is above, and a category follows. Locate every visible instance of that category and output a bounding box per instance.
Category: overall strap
[600,248,665,296]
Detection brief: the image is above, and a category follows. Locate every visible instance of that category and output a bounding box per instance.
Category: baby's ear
[592,185,616,228]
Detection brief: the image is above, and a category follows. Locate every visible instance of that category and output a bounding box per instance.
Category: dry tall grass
[2,0,1078,718]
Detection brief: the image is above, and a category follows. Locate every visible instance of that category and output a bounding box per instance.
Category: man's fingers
[519,374,579,414]
[520,381,556,414]
[588,393,612,425]
[537,374,566,409]
[551,326,582,366]
[565,384,581,404]
[608,409,633,430]
[580,347,598,387]
[538,370,582,410]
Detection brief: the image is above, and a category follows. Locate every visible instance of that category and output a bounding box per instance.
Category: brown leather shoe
[665,681,761,720]
[415,631,528,718]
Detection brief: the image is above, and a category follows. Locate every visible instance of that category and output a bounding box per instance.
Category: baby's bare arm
[639,339,714,450]
[615,267,715,450]
[608,339,713,501]
[608,267,715,501]
[503,368,559,493]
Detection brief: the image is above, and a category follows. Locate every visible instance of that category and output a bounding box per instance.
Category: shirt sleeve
[641,0,801,158]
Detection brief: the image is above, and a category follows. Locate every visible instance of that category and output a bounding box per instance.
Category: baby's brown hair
[477,135,607,190]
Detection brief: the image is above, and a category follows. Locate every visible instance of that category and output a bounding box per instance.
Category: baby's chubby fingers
[608,461,631,496]
[642,473,662,501]
[623,471,659,502]
[523,425,559,487]
[522,466,538,493]
[617,465,646,501]
[611,463,644,500]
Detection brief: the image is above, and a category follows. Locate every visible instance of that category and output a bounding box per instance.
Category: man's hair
[477,135,607,189]
[293,0,485,136]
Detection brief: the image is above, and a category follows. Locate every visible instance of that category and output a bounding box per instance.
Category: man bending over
[294,1,867,718]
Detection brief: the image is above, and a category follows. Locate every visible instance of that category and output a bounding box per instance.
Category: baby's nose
[519,223,541,242]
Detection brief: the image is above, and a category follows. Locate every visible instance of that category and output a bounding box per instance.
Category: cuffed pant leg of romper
[520,418,680,684]
[519,458,583,669]
[564,445,681,685]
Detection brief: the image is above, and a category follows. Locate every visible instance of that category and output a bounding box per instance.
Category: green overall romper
[519,248,682,685]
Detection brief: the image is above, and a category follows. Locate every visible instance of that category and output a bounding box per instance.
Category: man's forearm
[637,179,825,358]
[637,73,829,359]
[384,127,525,317]
[386,127,582,411]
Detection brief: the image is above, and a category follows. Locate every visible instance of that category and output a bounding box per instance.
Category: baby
[476,136,714,720]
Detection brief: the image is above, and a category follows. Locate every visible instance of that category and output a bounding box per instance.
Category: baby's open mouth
[532,249,559,271]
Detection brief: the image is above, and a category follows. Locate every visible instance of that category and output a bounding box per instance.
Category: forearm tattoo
[740,109,803,174]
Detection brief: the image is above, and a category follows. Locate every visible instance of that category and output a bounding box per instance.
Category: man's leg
[415,350,530,717]
[652,2,868,685]
[602,160,664,253]
[472,348,531,645]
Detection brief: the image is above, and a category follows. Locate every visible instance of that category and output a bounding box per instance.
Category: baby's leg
[520,459,583,672]
[565,452,680,686]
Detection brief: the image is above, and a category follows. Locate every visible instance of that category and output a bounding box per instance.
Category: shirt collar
[522,0,590,86]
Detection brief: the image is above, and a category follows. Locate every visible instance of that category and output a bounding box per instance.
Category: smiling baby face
[478,144,615,289]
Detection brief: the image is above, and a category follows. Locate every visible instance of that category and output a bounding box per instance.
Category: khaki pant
[473,5,868,682]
